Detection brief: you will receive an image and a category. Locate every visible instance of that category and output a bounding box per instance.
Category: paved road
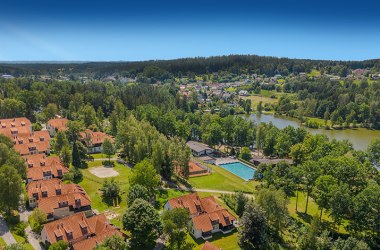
[160,187,254,198]
[92,157,118,161]
[26,226,44,250]
[0,216,17,245]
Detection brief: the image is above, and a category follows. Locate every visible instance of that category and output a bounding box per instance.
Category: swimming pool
[219,161,256,181]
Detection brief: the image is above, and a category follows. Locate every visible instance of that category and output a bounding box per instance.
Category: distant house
[24,154,69,183]
[164,193,236,240]
[41,212,124,250]
[80,129,113,154]
[238,90,249,96]
[186,141,214,157]
[47,118,69,137]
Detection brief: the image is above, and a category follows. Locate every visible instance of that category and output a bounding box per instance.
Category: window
[66,232,73,240]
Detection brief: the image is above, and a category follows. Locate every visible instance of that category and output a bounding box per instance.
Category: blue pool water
[219,162,256,181]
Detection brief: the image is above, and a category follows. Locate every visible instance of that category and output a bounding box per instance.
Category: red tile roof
[0,117,32,138]
[43,212,123,250]
[13,130,50,155]
[47,118,69,132]
[24,154,68,181]
[192,209,235,233]
[80,129,112,146]
[27,179,88,201]
[38,190,91,215]
[201,241,221,250]
[168,193,225,216]
[168,193,236,233]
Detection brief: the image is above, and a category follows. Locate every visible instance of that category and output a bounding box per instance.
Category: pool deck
[215,157,239,165]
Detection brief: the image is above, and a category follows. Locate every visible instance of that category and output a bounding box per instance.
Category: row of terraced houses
[0,117,123,250]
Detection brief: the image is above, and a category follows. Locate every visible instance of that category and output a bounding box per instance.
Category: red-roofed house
[13,130,51,156]
[0,117,32,139]
[23,154,69,183]
[201,241,221,250]
[26,178,88,209]
[41,212,124,250]
[47,118,69,137]
[80,129,113,153]
[164,193,236,239]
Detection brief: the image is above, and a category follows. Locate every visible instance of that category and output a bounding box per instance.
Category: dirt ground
[89,166,119,178]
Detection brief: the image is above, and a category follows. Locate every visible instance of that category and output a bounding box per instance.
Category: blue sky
[1,0,380,61]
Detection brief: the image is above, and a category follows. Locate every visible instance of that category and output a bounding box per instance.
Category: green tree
[367,138,380,164]
[257,101,263,114]
[28,208,47,234]
[235,192,249,217]
[60,145,72,168]
[123,199,163,249]
[203,122,223,148]
[3,244,27,250]
[329,184,352,231]
[94,235,129,250]
[238,202,269,250]
[350,182,380,240]
[72,141,82,168]
[0,165,22,214]
[312,175,337,220]
[299,161,321,214]
[43,103,58,120]
[101,178,120,204]
[239,147,252,161]
[54,131,69,154]
[129,159,160,198]
[48,240,69,250]
[256,188,288,234]
[333,237,370,250]
[102,138,115,163]
[161,208,194,250]
[298,215,321,250]
[127,184,149,206]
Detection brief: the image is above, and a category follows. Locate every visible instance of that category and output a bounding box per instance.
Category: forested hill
[1,55,380,77]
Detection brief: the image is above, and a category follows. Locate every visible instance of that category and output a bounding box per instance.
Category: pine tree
[72,141,82,168]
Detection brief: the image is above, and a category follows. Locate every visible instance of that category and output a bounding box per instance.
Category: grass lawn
[78,160,133,228]
[189,163,258,193]
[90,153,117,159]
[187,231,239,250]
[288,192,347,234]
[0,237,6,248]
[11,233,34,250]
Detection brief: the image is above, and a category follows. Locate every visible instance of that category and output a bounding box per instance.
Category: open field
[188,163,258,193]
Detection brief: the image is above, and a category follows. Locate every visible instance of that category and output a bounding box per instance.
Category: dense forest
[1,55,380,78]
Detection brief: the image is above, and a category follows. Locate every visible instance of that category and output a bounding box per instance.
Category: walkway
[0,216,16,245]
[26,226,44,250]
[160,187,254,198]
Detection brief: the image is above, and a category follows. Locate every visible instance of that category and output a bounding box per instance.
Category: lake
[247,114,380,151]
